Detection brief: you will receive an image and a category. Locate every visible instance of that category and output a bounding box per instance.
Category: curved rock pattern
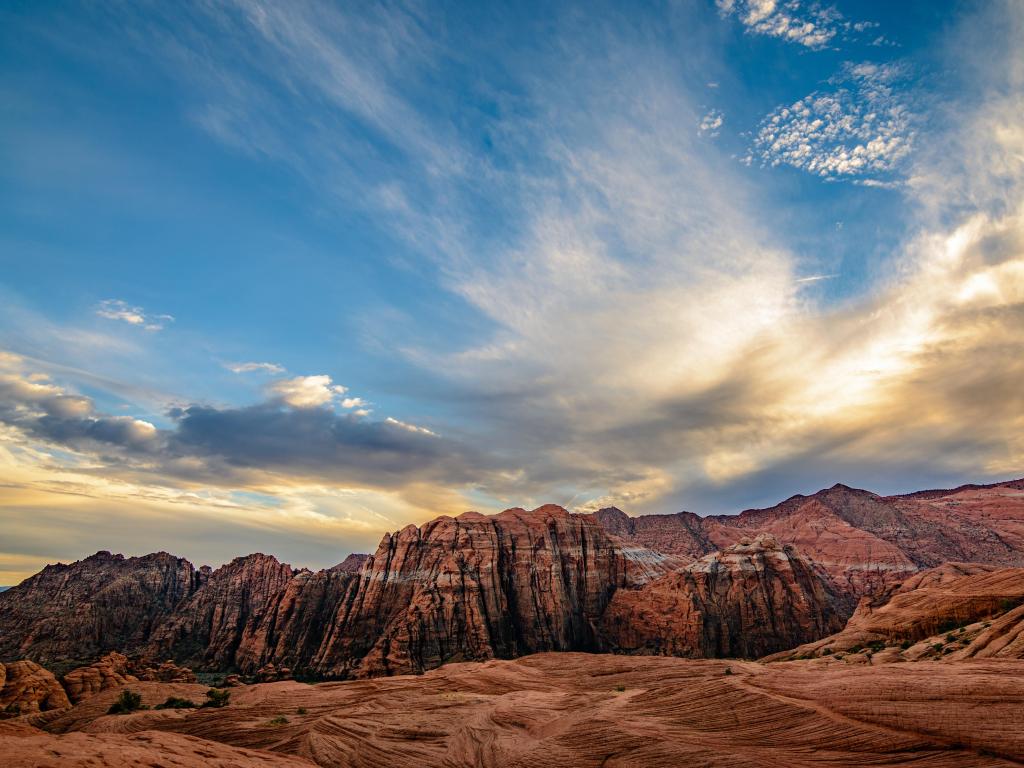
[600,535,844,658]
[0,660,70,717]
[767,563,1024,662]
[15,654,1023,767]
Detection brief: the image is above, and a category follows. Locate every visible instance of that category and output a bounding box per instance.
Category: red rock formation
[146,554,296,670]
[20,654,1024,766]
[0,660,70,717]
[767,563,1024,661]
[0,551,201,665]
[593,479,1024,603]
[332,553,369,573]
[308,505,676,678]
[62,652,197,704]
[600,534,844,658]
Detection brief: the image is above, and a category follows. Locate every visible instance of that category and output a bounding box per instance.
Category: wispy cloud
[225,361,284,374]
[794,273,839,283]
[96,299,174,331]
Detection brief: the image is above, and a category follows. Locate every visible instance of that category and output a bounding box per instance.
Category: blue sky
[1,0,1022,581]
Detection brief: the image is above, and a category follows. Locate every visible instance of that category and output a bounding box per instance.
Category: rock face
[0,660,70,717]
[306,505,674,677]
[61,652,197,704]
[0,551,201,665]
[593,479,1024,602]
[767,562,1024,662]
[147,554,297,670]
[600,535,844,658]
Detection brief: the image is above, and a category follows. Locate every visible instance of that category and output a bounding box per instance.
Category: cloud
[749,62,915,181]
[96,299,174,331]
[698,108,725,137]
[716,0,841,49]
[794,273,839,283]
[225,361,285,374]
[268,374,347,408]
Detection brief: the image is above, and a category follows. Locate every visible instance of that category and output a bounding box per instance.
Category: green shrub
[297,707,308,715]
[154,696,198,710]
[200,688,231,709]
[107,690,147,715]
[900,640,912,650]
[932,643,944,652]
[821,647,832,655]
[614,684,626,692]
[265,715,289,726]
[847,645,863,654]
[723,667,733,676]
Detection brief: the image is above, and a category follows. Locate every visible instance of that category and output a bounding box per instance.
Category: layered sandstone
[0,552,201,665]
[600,534,844,658]
[62,652,196,704]
[15,654,1024,767]
[0,660,70,717]
[593,479,1024,602]
[767,563,1024,662]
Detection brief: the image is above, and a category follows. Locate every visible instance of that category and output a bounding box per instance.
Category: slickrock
[21,654,1024,767]
[600,534,844,658]
[0,722,314,767]
[766,563,1024,661]
[0,551,201,665]
[0,660,70,716]
[62,652,196,704]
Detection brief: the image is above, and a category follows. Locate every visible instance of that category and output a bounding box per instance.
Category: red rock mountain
[600,534,844,658]
[594,479,1024,600]
[1,478,1022,679]
[0,551,201,664]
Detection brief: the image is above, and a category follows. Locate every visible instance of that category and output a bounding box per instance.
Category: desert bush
[107,690,147,715]
[297,707,308,715]
[201,688,231,708]
[265,715,289,726]
[154,696,198,710]
[614,684,626,692]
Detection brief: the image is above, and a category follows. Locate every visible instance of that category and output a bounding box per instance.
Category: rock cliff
[599,534,844,658]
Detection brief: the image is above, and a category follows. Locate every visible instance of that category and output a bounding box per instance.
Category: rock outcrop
[61,652,196,704]
[0,660,70,717]
[146,554,298,669]
[600,535,844,658]
[767,562,1024,662]
[593,479,1024,602]
[0,551,201,665]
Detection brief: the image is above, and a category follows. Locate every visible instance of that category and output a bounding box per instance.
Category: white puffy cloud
[96,299,174,331]
[268,374,348,408]
[749,62,914,180]
[716,0,840,49]
[698,108,724,137]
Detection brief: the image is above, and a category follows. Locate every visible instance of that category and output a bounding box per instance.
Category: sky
[1,0,1022,583]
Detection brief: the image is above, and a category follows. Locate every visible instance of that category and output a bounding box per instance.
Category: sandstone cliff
[599,534,844,658]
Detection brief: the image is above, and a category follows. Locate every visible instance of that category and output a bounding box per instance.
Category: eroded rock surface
[600,534,844,658]
[0,660,70,717]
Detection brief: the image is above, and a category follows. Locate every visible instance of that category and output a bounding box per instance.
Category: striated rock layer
[765,562,1024,663]
[11,654,1023,767]
[593,478,1024,601]
[600,534,844,658]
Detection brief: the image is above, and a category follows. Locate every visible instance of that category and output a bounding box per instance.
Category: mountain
[1,478,1022,680]
[593,478,1024,600]
[600,534,844,658]
[765,561,1024,663]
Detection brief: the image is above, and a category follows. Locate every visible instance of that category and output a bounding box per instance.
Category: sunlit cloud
[225,361,285,374]
[96,299,174,331]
